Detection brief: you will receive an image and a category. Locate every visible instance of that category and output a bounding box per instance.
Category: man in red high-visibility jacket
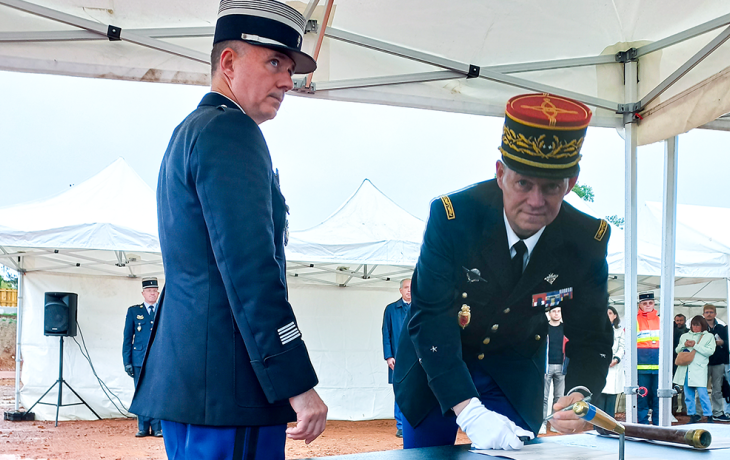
[637,292,660,425]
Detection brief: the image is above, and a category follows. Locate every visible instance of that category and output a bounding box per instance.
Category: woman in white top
[673,315,716,423]
[595,306,625,418]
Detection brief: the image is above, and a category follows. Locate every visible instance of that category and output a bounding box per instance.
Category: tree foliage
[0,266,18,290]
[572,183,595,202]
[606,215,625,229]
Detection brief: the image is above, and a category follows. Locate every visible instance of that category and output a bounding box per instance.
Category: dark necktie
[511,240,527,286]
[149,305,155,317]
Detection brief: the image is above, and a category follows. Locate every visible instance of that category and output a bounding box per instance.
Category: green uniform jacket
[394,179,613,434]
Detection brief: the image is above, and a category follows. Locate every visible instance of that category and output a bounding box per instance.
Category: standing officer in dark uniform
[130,1,327,459]
[394,93,613,450]
[122,277,161,437]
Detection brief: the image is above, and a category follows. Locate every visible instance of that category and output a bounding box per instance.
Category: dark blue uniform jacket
[122,304,154,368]
[130,93,318,427]
[394,180,613,434]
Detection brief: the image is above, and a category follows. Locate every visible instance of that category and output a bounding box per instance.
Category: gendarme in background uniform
[130,1,327,459]
[394,93,613,450]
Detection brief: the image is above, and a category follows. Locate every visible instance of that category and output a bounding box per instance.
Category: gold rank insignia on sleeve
[594,219,608,241]
[440,196,455,220]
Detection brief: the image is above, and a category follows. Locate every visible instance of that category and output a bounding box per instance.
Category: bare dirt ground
[0,392,469,460]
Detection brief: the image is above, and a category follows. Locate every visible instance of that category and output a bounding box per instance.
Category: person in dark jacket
[382,278,412,438]
[122,277,161,437]
[703,304,730,421]
[672,313,689,415]
[394,93,612,451]
[130,2,327,459]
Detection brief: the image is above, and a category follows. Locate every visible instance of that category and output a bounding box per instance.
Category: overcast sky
[2,70,729,231]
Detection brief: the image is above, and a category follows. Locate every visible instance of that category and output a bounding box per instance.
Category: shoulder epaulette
[440,195,455,220]
[594,219,608,242]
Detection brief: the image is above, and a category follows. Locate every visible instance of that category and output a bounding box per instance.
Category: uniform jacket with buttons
[393,180,613,434]
[130,92,318,427]
[122,303,155,368]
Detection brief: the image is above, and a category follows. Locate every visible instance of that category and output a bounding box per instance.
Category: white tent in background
[0,157,162,278]
[286,179,423,286]
[0,158,164,421]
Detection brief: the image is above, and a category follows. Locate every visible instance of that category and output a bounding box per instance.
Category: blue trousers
[637,372,659,425]
[684,373,712,417]
[132,366,161,433]
[394,400,404,431]
[161,420,286,460]
[402,363,530,449]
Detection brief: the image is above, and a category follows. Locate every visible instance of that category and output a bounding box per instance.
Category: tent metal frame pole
[0,27,215,42]
[304,0,334,88]
[0,0,210,64]
[476,68,617,111]
[324,27,474,74]
[657,136,679,427]
[726,279,730,363]
[623,60,640,425]
[303,0,321,22]
[484,55,616,74]
[636,12,730,58]
[323,27,619,110]
[314,70,463,91]
[14,256,23,411]
[0,246,20,271]
[640,25,730,109]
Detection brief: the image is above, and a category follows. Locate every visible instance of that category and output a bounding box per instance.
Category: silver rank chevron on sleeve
[278,321,301,345]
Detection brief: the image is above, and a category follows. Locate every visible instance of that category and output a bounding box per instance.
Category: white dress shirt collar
[503,210,545,266]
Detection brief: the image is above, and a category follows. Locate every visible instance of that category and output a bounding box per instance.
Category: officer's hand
[386,357,396,370]
[455,398,533,450]
[287,388,328,444]
[124,365,134,378]
[550,392,591,434]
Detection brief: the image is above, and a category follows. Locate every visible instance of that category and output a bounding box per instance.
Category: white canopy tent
[286,179,422,287]
[3,0,730,424]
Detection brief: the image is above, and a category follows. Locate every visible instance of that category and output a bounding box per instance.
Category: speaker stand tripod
[26,336,101,426]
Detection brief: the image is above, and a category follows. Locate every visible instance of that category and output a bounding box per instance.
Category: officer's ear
[565,175,579,196]
[495,161,507,190]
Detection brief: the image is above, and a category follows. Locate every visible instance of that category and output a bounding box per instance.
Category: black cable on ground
[73,322,133,418]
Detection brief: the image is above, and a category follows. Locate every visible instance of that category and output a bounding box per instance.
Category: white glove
[455,398,535,450]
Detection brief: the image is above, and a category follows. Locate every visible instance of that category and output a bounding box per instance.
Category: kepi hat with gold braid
[214,0,316,74]
[499,93,591,179]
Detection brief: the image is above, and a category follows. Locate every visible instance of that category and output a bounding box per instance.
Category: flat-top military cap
[142,277,159,289]
[214,0,317,74]
[639,291,655,301]
[499,93,592,179]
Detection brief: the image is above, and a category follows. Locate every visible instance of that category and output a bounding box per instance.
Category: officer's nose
[525,188,546,208]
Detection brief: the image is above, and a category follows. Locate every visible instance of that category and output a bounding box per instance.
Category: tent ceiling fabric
[1,1,729,143]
